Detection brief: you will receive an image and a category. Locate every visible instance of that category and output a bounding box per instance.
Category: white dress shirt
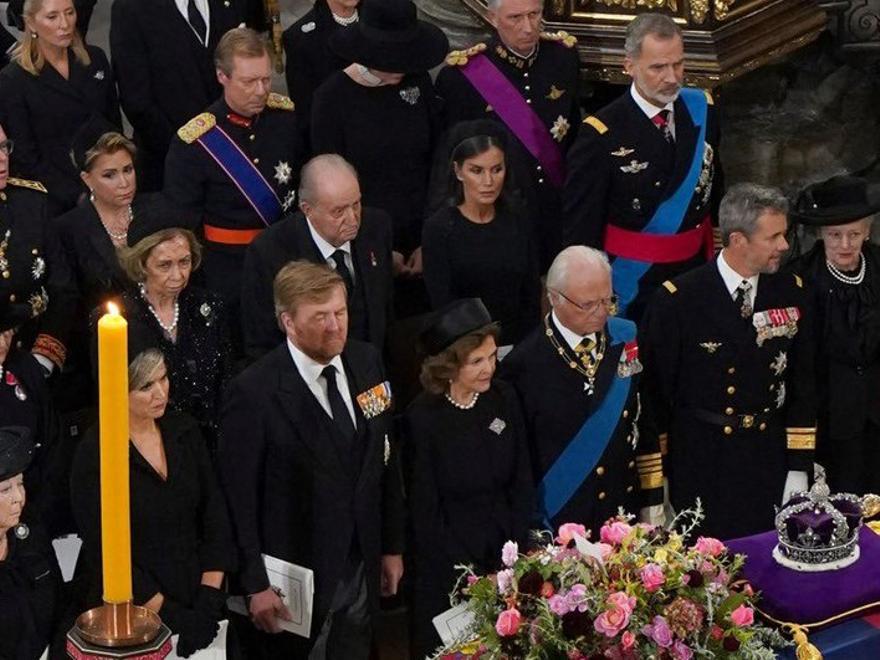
[716,251,758,310]
[286,338,357,429]
[174,0,211,45]
[305,217,355,284]
[630,83,676,140]
[552,311,598,355]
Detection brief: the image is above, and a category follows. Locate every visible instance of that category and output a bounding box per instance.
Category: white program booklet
[432,602,476,647]
[227,554,315,638]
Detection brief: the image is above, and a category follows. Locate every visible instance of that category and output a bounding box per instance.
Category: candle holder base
[67,601,171,659]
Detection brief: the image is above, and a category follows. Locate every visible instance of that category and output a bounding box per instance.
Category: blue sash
[197,125,282,226]
[538,316,637,526]
[613,88,708,315]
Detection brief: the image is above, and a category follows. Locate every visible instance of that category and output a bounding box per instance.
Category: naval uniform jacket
[0,46,121,216]
[639,262,817,539]
[498,315,661,533]
[110,0,242,189]
[435,33,580,267]
[217,339,405,645]
[240,208,393,361]
[563,90,723,322]
[0,180,76,370]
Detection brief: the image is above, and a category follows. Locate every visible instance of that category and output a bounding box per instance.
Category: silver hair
[546,245,611,294]
[719,183,789,246]
[487,0,544,12]
[624,13,682,59]
[297,154,358,207]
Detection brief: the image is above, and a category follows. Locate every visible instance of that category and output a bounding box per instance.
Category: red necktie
[652,110,673,143]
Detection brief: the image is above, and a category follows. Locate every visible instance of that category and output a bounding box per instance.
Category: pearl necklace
[826,255,866,286]
[332,9,358,25]
[98,204,133,242]
[445,391,479,410]
[139,284,180,335]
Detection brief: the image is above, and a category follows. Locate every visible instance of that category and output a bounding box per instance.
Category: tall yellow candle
[97,302,132,604]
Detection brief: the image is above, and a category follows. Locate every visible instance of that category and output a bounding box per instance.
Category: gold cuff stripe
[640,473,664,490]
[787,434,816,450]
[787,427,817,434]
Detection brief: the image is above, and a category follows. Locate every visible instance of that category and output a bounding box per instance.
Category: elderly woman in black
[0,426,62,660]
[117,218,232,448]
[423,121,541,349]
[404,298,535,659]
[312,0,447,282]
[0,0,120,215]
[789,175,880,494]
[71,343,234,658]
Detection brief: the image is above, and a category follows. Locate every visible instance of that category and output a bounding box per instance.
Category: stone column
[414,0,492,50]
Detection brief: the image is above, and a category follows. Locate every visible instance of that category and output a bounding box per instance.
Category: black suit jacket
[240,209,393,360]
[218,340,405,634]
[0,46,121,215]
[110,0,241,187]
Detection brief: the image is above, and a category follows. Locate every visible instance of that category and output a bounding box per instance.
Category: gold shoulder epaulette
[704,89,714,105]
[177,112,216,144]
[662,280,677,294]
[540,30,577,48]
[7,177,47,193]
[583,116,608,135]
[445,42,487,66]
[794,274,803,288]
[266,92,294,111]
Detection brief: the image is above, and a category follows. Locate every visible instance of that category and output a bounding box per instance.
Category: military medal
[370,251,378,267]
[620,160,649,174]
[356,381,392,419]
[399,87,420,105]
[775,382,786,409]
[753,307,800,346]
[617,341,643,378]
[550,115,570,142]
[274,161,292,185]
[281,190,297,212]
[699,341,722,354]
[5,370,26,402]
[610,147,635,157]
[771,351,788,376]
[383,434,390,466]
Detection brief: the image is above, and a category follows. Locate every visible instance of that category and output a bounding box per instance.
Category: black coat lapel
[667,97,699,195]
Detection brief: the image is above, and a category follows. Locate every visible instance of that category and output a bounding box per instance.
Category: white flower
[501,540,518,567]
[496,568,514,595]
[550,115,570,142]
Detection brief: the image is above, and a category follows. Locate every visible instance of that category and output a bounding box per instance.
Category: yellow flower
[667,534,683,552]
[654,548,669,564]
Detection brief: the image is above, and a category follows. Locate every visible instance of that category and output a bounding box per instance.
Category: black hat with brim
[791,175,880,227]
[419,298,493,356]
[329,0,449,74]
[0,427,33,482]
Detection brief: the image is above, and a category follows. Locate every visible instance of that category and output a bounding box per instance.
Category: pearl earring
[30,32,37,39]
[89,190,95,203]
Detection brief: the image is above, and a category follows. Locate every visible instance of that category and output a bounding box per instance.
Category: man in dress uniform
[639,184,816,540]
[563,13,723,323]
[499,246,663,533]
[219,260,404,659]
[164,27,304,350]
[435,0,580,269]
[110,0,243,190]
[241,154,393,361]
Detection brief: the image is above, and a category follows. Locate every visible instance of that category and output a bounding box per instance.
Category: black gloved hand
[194,584,227,622]
[159,599,219,658]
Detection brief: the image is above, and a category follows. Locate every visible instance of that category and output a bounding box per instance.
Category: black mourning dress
[791,242,880,494]
[422,205,541,346]
[70,412,235,612]
[311,71,439,254]
[0,522,61,660]
[120,286,233,446]
[404,381,535,659]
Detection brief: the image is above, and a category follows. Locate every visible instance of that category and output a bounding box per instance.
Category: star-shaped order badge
[281,190,297,212]
[551,115,570,142]
[274,161,292,185]
[770,350,787,376]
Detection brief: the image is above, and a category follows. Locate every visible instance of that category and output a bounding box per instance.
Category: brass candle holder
[67,601,171,660]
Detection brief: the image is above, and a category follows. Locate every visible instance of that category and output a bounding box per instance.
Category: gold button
[723,426,733,435]
[626,485,634,493]
[727,367,735,374]
[249,134,255,141]
[759,422,767,431]
[622,410,629,418]
[628,460,635,469]
[31,248,38,255]
[253,158,260,164]
[8,294,14,302]
[727,385,735,395]
[725,407,734,415]
[2,271,9,279]
[598,491,606,500]
[596,466,605,476]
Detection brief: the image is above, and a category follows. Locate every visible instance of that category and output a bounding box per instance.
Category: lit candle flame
[107,301,120,316]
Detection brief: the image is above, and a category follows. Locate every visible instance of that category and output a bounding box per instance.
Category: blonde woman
[0,0,120,215]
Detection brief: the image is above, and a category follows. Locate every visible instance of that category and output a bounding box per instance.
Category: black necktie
[734,279,753,319]
[331,249,354,296]
[187,0,207,45]
[322,365,355,441]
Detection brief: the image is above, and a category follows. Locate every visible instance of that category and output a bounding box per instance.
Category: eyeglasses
[0,140,13,156]
[552,289,619,315]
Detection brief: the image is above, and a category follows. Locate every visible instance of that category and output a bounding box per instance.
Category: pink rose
[621,631,636,650]
[730,605,754,628]
[639,563,666,592]
[495,608,522,637]
[501,540,519,567]
[594,592,636,638]
[557,522,588,545]
[496,568,514,595]
[671,640,694,660]
[467,574,478,586]
[549,593,571,616]
[600,521,633,545]
[710,625,724,640]
[642,615,673,648]
[694,536,726,557]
